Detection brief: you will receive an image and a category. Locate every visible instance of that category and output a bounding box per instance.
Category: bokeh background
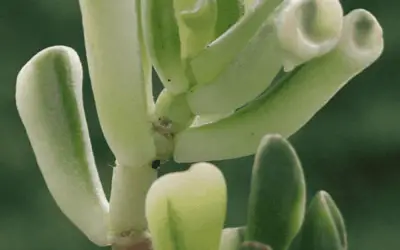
[0,0,399,249]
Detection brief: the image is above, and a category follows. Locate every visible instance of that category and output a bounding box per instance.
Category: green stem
[112,238,152,250]
[109,164,157,247]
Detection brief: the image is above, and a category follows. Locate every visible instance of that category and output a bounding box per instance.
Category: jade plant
[15,0,383,250]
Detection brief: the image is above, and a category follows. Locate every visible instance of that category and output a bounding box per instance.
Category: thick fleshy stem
[109,164,157,248]
[112,237,152,250]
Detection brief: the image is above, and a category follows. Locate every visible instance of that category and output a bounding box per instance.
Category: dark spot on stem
[151,160,161,170]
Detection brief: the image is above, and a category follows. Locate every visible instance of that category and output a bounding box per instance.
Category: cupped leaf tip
[146,162,227,250]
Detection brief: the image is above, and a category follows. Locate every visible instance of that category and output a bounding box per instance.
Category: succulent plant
[15,0,383,249]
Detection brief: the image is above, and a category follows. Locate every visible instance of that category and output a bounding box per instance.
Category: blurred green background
[0,0,399,249]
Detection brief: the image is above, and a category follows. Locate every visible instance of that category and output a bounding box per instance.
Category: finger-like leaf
[175,0,218,58]
[296,191,346,250]
[79,0,156,168]
[174,9,384,163]
[245,135,306,250]
[186,0,343,115]
[16,46,109,246]
[186,19,281,115]
[323,192,348,249]
[189,0,283,85]
[142,0,189,94]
